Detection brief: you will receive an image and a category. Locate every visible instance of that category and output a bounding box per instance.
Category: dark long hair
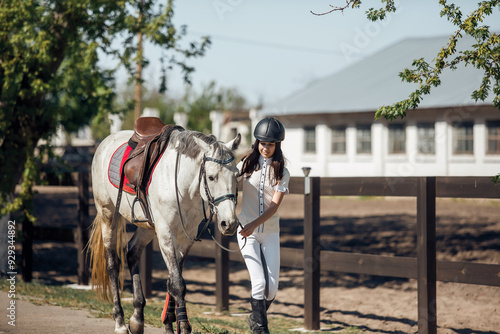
[239,140,285,186]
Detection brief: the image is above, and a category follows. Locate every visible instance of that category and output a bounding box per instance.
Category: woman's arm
[239,190,286,237]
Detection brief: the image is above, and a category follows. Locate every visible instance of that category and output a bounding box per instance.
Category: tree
[0,0,210,218]
[117,84,177,133]
[313,0,500,182]
[181,81,246,133]
[116,80,246,134]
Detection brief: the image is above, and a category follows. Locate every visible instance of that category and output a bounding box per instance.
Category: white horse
[88,128,241,334]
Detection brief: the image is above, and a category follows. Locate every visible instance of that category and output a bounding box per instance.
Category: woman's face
[258,141,276,159]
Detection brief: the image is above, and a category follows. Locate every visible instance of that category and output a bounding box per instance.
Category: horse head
[200,133,241,236]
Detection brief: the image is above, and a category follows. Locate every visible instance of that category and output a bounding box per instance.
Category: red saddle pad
[108,141,168,195]
[108,143,136,194]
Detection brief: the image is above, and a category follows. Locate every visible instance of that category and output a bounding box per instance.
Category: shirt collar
[259,155,273,166]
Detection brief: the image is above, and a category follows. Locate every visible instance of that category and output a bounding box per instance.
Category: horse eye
[208,176,215,181]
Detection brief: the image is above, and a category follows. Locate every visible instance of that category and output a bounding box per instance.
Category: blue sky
[130,0,500,106]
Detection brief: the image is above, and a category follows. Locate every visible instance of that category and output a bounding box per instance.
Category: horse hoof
[177,321,192,334]
[129,316,144,334]
[163,324,175,334]
[114,324,129,334]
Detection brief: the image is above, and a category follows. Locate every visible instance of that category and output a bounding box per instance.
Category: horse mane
[171,129,234,162]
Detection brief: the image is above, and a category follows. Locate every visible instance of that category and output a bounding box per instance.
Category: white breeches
[237,230,280,300]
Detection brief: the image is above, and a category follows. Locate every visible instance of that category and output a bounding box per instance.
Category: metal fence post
[304,176,320,330]
[417,177,437,334]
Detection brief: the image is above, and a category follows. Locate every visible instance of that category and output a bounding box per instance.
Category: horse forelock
[172,130,234,162]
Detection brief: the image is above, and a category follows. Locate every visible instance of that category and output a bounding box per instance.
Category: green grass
[0,279,363,333]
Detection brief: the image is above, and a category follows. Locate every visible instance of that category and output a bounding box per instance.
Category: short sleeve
[236,161,244,183]
[274,168,290,194]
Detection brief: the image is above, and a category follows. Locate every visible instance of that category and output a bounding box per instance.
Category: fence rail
[24,175,500,334]
[190,242,500,286]
[191,176,500,334]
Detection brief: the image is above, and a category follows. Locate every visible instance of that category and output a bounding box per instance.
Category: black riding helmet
[254,117,285,143]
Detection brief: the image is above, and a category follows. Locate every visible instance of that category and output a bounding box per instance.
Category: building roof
[261,35,493,116]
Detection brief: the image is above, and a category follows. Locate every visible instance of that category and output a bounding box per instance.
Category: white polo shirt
[237,156,290,233]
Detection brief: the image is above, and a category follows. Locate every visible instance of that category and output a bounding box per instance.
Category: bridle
[175,150,246,252]
[200,155,238,211]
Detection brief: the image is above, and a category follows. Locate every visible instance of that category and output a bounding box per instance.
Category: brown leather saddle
[114,117,183,229]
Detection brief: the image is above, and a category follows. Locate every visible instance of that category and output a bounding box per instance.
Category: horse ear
[225,133,241,151]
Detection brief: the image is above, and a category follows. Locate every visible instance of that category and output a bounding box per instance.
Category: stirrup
[131,197,155,230]
[131,197,149,223]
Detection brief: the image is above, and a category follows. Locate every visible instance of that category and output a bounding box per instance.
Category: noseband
[175,151,245,252]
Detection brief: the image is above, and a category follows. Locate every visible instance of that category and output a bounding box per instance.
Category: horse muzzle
[218,218,239,236]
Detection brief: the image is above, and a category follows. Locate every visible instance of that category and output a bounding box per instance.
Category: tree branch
[318,1,500,120]
[310,0,360,16]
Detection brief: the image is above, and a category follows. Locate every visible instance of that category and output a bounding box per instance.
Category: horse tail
[87,213,126,301]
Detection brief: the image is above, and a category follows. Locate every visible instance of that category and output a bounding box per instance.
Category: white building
[211,109,253,158]
[259,35,500,177]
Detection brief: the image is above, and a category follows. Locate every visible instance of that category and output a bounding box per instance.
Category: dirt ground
[11,187,500,333]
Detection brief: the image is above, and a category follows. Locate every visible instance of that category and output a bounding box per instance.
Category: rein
[174,151,246,252]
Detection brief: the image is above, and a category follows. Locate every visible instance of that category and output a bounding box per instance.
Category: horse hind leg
[90,213,128,334]
[126,227,156,334]
[106,217,129,334]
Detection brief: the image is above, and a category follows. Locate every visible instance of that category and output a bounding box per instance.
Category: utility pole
[134,0,144,120]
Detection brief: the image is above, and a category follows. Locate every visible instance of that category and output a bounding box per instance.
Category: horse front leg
[161,282,176,334]
[126,227,156,334]
[158,237,192,334]
[168,268,192,334]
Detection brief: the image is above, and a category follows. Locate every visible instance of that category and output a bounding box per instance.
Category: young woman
[237,117,290,334]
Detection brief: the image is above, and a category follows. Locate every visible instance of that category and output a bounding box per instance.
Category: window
[417,122,435,154]
[304,127,316,153]
[486,121,500,154]
[452,122,474,154]
[330,126,346,154]
[388,124,406,154]
[356,124,371,154]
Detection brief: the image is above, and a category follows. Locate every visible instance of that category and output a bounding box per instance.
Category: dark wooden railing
[189,176,500,334]
[24,175,500,334]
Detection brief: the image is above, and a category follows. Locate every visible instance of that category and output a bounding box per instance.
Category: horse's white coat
[90,129,240,334]
[92,130,239,236]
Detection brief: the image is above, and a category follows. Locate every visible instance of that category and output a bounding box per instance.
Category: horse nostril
[221,221,227,229]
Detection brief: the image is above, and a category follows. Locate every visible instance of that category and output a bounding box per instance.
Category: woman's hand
[239,221,257,238]
[238,191,286,238]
